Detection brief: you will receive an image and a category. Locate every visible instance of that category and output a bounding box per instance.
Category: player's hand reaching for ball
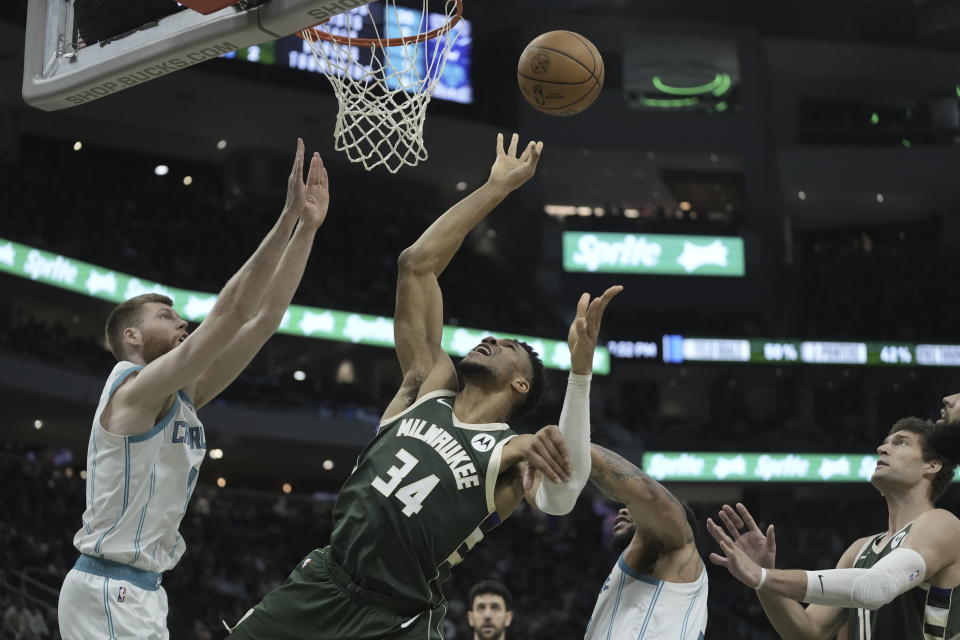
[568,286,622,375]
[284,138,330,230]
[487,133,544,192]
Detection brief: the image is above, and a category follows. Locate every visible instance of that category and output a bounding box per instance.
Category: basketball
[517,30,605,116]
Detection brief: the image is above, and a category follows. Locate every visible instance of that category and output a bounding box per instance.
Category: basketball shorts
[59,556,168,640]
[228,546,445,640]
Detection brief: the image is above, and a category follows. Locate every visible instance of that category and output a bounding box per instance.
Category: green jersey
[329,390,517,607]
[847,522,960,640]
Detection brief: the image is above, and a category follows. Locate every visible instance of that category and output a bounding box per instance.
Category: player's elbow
[398,246,436,274]
[850,573,897,610]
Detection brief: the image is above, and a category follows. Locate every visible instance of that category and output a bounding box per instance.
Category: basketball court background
[3,1,960,637]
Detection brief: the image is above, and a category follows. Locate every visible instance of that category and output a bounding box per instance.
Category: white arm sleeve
[535,373,592,516]
[801,548,927,610]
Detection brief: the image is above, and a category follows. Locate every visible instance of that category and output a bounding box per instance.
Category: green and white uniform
[847,522,960,640]
[231,390,517,639]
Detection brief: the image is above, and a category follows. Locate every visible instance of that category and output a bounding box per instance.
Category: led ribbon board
[563,232,745,276]
[0,238,608,374]
[643,451,960,483]
[659,335,960,368]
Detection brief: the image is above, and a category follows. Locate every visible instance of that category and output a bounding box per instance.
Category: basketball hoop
[296,0,465,173]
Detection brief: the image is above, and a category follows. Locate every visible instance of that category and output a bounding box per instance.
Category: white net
[301,1,462,173]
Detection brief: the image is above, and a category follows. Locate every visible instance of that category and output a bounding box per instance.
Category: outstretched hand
[568,285,623,375]
[709,503,777,569]
[707,504,770,589]
[488,133,544,192]
[284,138,330,229]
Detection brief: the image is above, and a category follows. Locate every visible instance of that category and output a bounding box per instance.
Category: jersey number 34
[371,448,440,517]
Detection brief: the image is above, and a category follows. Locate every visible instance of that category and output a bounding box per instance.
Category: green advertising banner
[642,451,960,483]
[563,232,745,276]
[0,238,609,374]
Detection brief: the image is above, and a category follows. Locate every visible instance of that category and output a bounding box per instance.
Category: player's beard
[457,358,496,386]
[611,523,637,553]
[141,331,174,364]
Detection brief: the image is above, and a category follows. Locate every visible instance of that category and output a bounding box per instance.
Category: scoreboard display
[223,4,473,104]
[657,335,960,367]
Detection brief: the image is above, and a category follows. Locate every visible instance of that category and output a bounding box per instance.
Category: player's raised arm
[384,133,543,418]
[119,141,314,415]
[190,146,330,409]
[522,286,622,515]
[589,444,693,551]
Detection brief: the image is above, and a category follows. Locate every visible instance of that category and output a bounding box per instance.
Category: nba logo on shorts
[471,433,495,453]
[117,586,126,603]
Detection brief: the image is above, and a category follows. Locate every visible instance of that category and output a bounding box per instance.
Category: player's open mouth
[614,516,631,527]
[876,460,888,467]
[472,344,492,356]
[177,334,187,343]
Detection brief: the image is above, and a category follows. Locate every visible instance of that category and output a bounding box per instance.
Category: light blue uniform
[58,361,206,640]
[584,554,708,640]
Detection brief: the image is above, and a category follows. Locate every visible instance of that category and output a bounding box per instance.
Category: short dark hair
[888,417,960,503]
[510,340,545,420]
[104,294,173,360]
[468,580,512,611]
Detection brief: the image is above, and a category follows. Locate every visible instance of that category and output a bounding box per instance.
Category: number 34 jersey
[329,390,517,605]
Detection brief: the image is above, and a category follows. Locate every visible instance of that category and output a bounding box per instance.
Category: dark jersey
[847,522,960,640]
[329,390,517,606]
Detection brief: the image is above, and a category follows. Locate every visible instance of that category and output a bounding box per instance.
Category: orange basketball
[517,30,605,116]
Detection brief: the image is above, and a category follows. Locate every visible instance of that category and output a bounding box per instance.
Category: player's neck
[884,484,935,535]
[455,384,511,424]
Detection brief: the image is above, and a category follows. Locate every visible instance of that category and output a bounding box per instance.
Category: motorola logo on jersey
[471,433,495,453]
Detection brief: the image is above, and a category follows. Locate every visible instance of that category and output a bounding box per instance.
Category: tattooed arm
[590,444,693,552]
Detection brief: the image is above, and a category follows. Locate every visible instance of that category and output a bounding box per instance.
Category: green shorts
[228,547,446,640]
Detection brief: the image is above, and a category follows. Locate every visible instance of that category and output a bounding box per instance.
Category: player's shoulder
[839,533,879,567]
[914,508,960,531]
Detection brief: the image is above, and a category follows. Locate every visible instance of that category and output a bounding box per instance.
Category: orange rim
[297,0,463,47]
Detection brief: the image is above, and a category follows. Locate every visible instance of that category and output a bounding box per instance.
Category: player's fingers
[706,518,730,544]
[496,132,505,157]
[523,464,536,493]
[722,504,745,530]
[321,166,329,191]
[519,141,533,163]
[717,510,741,540]
[538,437,570,480]
[290,138,304,181]
[307,153,320,186]
[736,503,760,532]
[508,133,520,157]
[577,292,590,317]
[543,427,572,472]
[767,524,776,548]
[526,449,564,484]
[708,552,729,567]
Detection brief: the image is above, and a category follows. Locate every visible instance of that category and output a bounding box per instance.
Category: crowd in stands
[9,448,956,639]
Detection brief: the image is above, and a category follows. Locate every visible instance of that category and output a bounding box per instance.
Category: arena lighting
[640,97,698,108]
[79,470,87,479]
[72,141,82,151]
[34,419,43,429]
[797,190,807,200]
[183,176,193,186]
[293,370,306,381]
[642,451,960,483]
[209,448,224,460]
[216,477,226,488]
[322,460,334,471]
[870,112,879,125]
[0,237,610,374]
[651,73,731,97]
[876,193,885,203]
[154,164,169,176]
[282,483,292,494]
[216,139,228,150]
[455,181,467,192]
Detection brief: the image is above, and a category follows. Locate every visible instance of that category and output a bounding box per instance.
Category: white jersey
[73,362,206,574]
[585,553,708,640]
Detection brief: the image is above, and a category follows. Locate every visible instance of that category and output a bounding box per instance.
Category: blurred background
[3,0,960,637]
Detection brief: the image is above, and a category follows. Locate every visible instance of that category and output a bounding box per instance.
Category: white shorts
[58,567,169,640]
